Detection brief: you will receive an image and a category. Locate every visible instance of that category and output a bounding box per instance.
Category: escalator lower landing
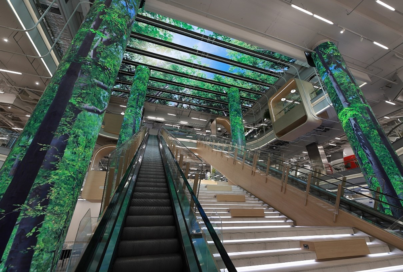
[113,136,186,272]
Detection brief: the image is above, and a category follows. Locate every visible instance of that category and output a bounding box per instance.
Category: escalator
[74,129,236,272]
[113,136,185,271]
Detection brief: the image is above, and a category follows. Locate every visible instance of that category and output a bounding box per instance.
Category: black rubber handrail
[160,129,237,272]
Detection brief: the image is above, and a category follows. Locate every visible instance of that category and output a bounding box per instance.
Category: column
[117,65,150,147]
[0,0,141,270]
[312,41,403,218]
[228,87,246,147]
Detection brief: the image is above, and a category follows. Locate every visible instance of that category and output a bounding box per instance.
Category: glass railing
[74,127,148,271]
[172,131,403,239]
[159,128,237,272]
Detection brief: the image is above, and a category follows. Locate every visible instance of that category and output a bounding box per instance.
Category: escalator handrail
[75,128,149,271]
[158,136,202,272]
[160,129,237,272]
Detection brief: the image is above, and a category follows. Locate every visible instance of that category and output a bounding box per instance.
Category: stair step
[113,254,184,272]
[117,239,180,257]
[132,192,170,199]
[131,199,171,206]
[136,182,167,188]
[128,206,173,216]
[126,215,175,227]
[134,187,168,193]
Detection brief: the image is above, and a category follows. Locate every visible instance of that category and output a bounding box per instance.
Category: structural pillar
[227,87,246,147]
[312,41,403,218]
[117,65,150,147]
[0,0,141,270]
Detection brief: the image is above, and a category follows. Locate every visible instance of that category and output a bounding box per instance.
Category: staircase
[196,183,403,272]
[113,136,185,272]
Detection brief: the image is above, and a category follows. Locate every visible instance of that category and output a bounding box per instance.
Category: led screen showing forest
[114,10,296,116]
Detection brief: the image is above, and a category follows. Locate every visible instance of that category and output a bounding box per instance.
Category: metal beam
[117,70,256,102]
[113,85,249,109]
[126,47,273,88]
[135,15,290,68]
[121,59,264,95]
[145,95,230,112]
[147,86,250,109]
[130,33,280,78]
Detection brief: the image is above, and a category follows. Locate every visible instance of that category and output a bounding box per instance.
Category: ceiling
[1,0,403,160]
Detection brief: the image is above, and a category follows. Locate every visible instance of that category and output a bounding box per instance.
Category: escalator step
[132,192,170,199]
[113,254,184,272]
[131,199,171,206]
[137,178,167,183]
[125,215,175,227]
[136,182,167,188]
[128,206,173,216]
[117,239,180,257]
[134,187,168,193]
[121,226,178,240]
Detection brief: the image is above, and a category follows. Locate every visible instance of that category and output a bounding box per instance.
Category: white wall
[65,200,101,242]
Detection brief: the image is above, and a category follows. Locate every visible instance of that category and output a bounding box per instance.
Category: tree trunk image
[313,41,403,218]
[0,0,140,270]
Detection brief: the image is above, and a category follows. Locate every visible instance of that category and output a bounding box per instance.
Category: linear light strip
[7,0,53,76]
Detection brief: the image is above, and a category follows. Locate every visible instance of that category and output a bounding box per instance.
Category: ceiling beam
[130,32,281,78]
[121,59,264,95]
[116,70,256,102]
[135,14,293,67]
[126,47,274,87]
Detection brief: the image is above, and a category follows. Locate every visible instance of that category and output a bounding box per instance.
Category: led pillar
[228,87,246,147]
[117,65,150,147]
[312,41,403,218]
[0,0,141,270]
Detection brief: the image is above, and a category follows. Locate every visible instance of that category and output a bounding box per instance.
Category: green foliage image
[117,65,150,147]
[0,0,141,270]
[228,87,246,147]
[312,41,403,218]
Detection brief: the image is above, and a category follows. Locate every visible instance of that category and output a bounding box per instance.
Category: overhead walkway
[72,128,236,272]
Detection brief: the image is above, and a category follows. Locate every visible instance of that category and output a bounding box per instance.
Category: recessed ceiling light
[7,106,11,109]
[119,105,126,108]
[0,90,4,94]
[384,116,390,119]
[376,0,395,11]
[281,98,286,101]
[179,121,188,124]
[291,89,296,93]
[328,143,337,146]
[0,69,22,75]
[194,128,201,130]
[335,137,341,140]
[313,86,319,89]
[120,112,124,115]
[359,82,367,88]
[313,14,334,25]
[373,41,388,50]
[35,82,39,85]
[3,38,8,42]
[302,151,308,154]
[168,113,176,116]
[12,127,23,130]
[385,100,396,105]
[25,114,31,117]
[340,28,345,34]
[291,4,313,15]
